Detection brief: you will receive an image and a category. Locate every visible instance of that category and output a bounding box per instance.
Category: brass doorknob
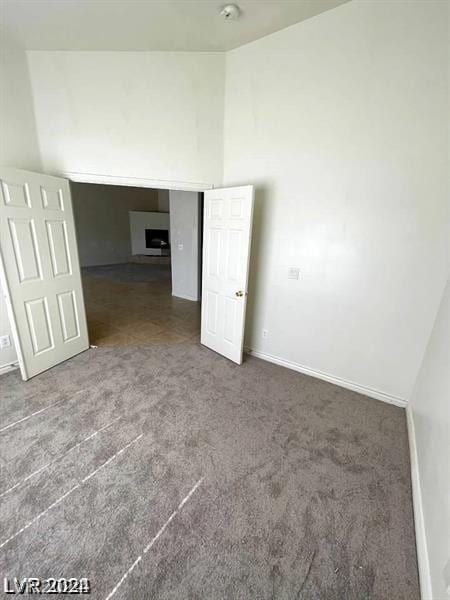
[235,290,244,297]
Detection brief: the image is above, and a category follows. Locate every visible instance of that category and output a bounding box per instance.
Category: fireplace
[129,211,170,257]
[145,229,170,250]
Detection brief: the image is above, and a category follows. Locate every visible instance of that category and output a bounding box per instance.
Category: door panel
[201,185,254,364]
[46,220,71,277]
[41,186,64,211]
[227,229,242,281]
[206,290,219,335]
[207,228,221,277]
[223,296,237,344]
[1,180,31,208]
[25,297,54,355]
[57,291,80,342]
[8,218,42,282]
[0,167,89,380]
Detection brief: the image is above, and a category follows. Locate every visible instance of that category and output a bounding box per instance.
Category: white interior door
[0,167,89,380]
[201,185,254,364]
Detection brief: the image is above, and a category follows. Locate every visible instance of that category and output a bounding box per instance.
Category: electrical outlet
[0,335,11,349]
[262,329,268,339]
[288,267,300,280]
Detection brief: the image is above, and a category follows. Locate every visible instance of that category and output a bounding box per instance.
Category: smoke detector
[220,4,241,20]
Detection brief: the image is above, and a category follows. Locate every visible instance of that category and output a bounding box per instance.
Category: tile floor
[82,264,200,347]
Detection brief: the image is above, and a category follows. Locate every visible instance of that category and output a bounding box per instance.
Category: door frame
[66,172,208,348]
[62,171,213,192]
[66,171,208,305]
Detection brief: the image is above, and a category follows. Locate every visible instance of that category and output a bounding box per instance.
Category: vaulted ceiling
[1,0,348,52]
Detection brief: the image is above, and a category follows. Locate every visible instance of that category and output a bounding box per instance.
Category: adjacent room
[0,1,448,599]
[71,182,202,347]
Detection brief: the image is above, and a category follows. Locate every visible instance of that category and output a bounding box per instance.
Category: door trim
[406,404,432,600]
[63,171,214,192]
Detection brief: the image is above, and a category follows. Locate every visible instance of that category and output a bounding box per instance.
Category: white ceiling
[1,0,349,52]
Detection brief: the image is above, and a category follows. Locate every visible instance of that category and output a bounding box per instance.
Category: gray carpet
[83,263,171,283]
[0,343,419,599]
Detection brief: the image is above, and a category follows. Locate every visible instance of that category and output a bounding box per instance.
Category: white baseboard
[171,292,199,302]
[0,362,18,376]
[244,347,407,407]
[406,404,432,600]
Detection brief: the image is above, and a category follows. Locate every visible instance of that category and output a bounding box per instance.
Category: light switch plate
[288,267,300,280]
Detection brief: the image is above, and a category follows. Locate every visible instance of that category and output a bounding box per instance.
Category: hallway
[82,264,201,347]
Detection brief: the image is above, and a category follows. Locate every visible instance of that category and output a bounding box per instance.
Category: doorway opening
[71,182,203,348]
[0,166,253,380]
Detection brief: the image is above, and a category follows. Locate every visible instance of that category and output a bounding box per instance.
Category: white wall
[0,34,41,171]
[169,191,201,301]
[223,0,449,402]
[27,51,225,187]
[409,281,450,599]
[4,1,448,403]
[157,189,170,213]
[71,183,158,266]
[0,33,43,371]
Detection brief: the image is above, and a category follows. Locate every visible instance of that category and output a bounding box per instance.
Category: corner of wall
[406,279,450,599]
[406,404,433,599]
[0,35,42,171]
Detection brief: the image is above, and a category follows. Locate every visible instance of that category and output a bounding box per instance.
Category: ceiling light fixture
[220,4,241,20]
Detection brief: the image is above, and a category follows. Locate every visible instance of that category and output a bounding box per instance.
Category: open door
[0,167,89,380]
[200,185,254,364]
